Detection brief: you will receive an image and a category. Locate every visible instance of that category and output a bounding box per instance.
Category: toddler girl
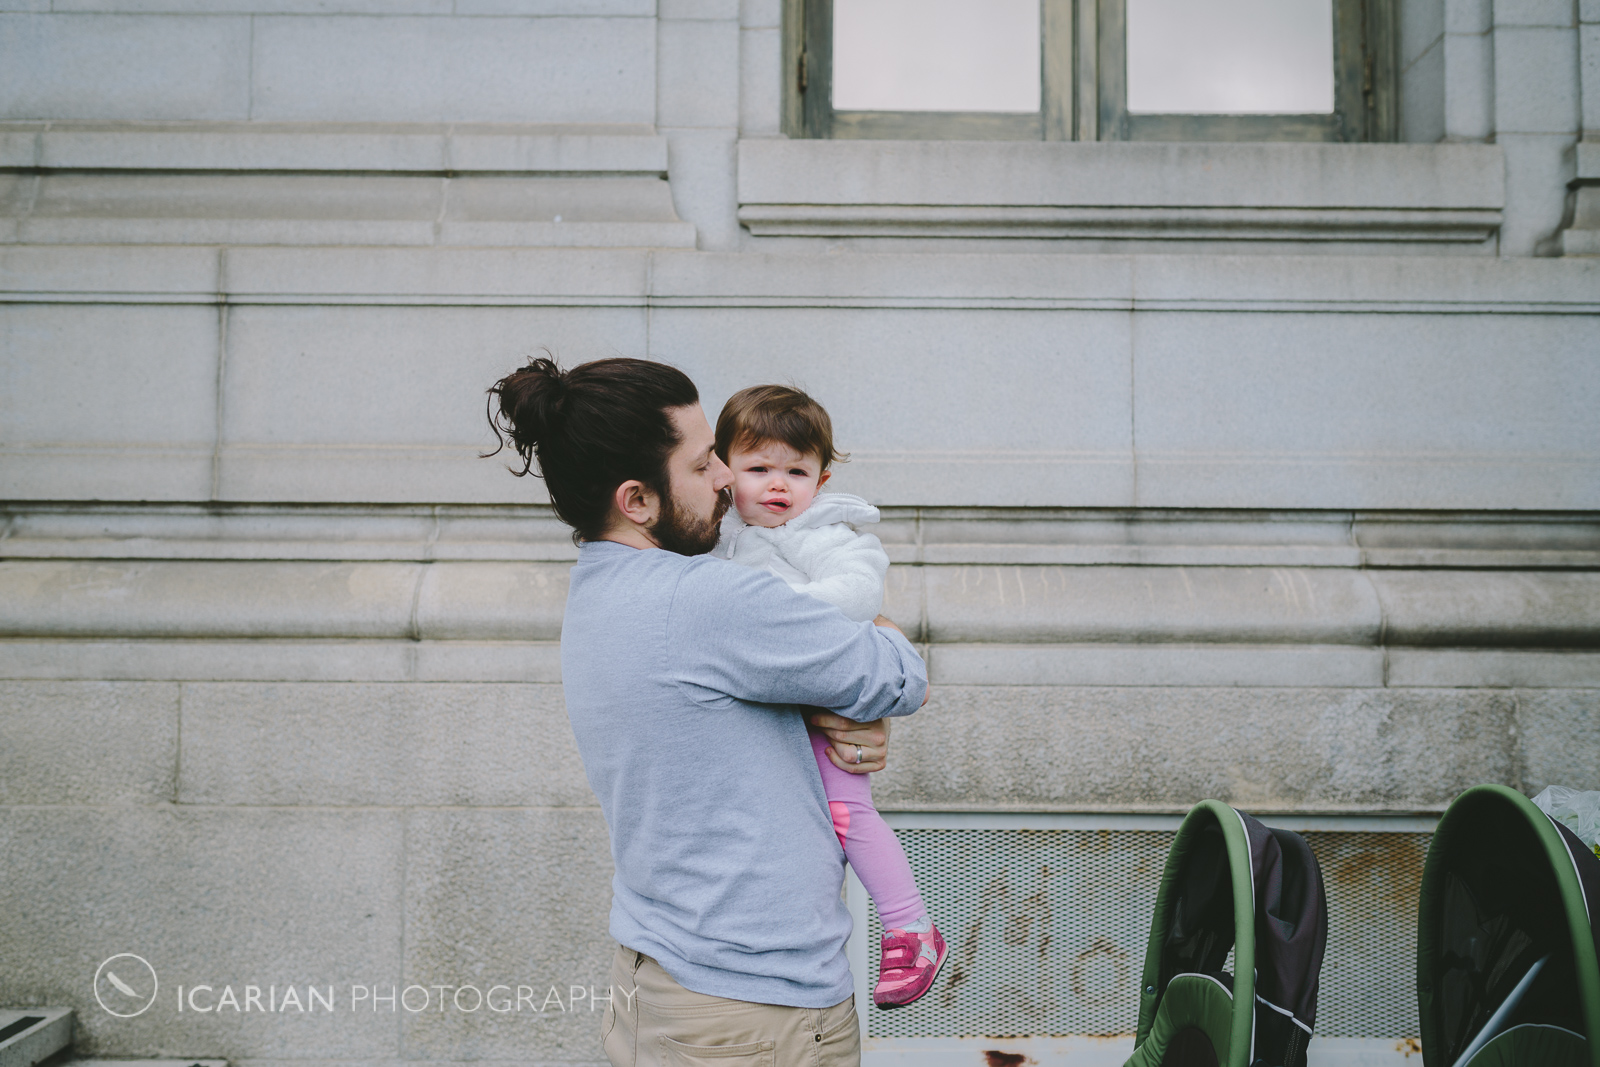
[711,384,947,1010]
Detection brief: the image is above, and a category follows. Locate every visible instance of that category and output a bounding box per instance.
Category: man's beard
[649,485,730,556]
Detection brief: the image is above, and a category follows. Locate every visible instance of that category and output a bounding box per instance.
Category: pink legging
[811,730,927,928]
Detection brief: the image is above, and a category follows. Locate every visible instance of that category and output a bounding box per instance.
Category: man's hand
[807,711,889,774]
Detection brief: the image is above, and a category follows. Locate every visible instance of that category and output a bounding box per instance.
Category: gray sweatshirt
[561,539,928,1007]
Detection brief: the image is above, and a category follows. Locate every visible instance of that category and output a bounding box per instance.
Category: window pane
[1126,0,1334,114]
[832,0,1041,113]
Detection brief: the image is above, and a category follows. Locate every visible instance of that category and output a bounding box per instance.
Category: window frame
[784,0,1396,143]
[789,0,1075,140]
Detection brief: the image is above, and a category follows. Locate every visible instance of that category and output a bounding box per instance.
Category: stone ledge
[737,204,1502,243]
[1558,140,1600,256]
[4,559,1599,649]
[6,641,1599,688]
[4,640,1600,688]
[929,643,1385,688]
[5,506,1597,569]
[0,560,569,641]
[5,246,1598,311]
[0,1008,72,1067]
[737,140,1505,244]
[652,250,1598,309]
[0,174,694,249]
[0,122,668,175]
[0,639,566,683]
[0,124,693,249]
[0,216,698,249]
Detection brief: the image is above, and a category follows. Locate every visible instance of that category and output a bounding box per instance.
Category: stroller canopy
[1125,801,1328,1067]
[1418,784,1600,1067]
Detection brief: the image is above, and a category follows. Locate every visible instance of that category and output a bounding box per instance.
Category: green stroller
[1124,800,1328,1067]
[1417,784,1600,1067]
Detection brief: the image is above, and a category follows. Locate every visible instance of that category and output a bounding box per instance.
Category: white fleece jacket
[712,492,888,623]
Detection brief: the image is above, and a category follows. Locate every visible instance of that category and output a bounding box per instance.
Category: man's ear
[817,470,831,489]
[613,479,659,529]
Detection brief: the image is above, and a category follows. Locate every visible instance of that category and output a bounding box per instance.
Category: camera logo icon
[94,955,158,1017]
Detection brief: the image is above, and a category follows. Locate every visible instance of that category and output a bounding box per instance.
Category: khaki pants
[600,944,861,1067]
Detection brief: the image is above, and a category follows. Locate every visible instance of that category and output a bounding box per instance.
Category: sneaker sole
[874,937,949,1011]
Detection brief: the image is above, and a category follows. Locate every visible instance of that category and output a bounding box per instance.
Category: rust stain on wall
[981,1052,1034,1067]
[1305,831,1429,910]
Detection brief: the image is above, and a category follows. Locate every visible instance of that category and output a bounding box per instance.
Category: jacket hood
[788,492,879,530]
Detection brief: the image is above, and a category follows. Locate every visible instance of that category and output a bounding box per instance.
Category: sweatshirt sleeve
[778,526,888,624]
[666,556,926,722]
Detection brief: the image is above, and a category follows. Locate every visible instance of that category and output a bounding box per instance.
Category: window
[786,0,1395,142]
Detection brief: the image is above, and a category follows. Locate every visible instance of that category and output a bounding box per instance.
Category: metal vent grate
[861,827,1427,1040]
[1302,831,1429,1039]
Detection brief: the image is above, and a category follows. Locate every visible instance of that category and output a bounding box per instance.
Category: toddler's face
[727,440,831,529]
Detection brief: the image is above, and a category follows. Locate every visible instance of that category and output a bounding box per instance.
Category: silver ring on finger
[853,745,864,764]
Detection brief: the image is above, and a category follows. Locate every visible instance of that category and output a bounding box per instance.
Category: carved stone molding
[738,139,1505,245]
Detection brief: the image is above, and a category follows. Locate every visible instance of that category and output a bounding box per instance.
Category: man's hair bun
[486,355,566,473]
[483,354,700,543]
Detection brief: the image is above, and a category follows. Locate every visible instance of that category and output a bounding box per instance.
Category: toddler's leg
[810,731,926,928]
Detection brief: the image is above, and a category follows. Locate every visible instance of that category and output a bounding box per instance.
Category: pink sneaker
[872,923,947,1009]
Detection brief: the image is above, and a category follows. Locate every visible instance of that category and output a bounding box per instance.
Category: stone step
[0,1009,71,1067]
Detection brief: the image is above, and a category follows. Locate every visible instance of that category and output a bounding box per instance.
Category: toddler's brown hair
[715,385,848,470]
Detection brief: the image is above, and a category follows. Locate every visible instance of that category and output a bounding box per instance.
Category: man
[485,356,928,1067]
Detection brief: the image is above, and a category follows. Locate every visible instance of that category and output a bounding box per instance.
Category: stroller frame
[1417,783,1600,1067]
[1126,799,1326,1067]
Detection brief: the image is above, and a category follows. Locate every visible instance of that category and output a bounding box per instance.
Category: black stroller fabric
[1246,819,1330,1064]
[1126,802,1328,1067]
